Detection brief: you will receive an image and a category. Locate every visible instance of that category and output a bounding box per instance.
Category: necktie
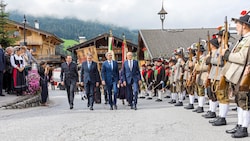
[129,60,132,71]
[88,62,91,69]
[109,61,112,70]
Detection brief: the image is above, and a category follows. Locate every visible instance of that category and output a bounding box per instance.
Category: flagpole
[108,30,115,60]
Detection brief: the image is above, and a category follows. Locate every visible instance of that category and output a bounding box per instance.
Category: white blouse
[10,54,26,68]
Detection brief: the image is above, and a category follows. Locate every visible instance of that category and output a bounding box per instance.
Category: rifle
[187,39,201,86]
[218,16,228,90]
[186,47,194,87]
[239,45,250,91]
[205,31,212,88]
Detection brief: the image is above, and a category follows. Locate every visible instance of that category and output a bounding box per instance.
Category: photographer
[38,61,49,106]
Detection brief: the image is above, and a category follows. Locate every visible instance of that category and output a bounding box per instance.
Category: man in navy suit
[60,56,79,109]
[101,52,119,110]
[80,53,100,110]
[0,45,5,96]
[122,52,141,110]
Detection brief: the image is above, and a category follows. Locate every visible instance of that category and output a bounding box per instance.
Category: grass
[62,38,79,50]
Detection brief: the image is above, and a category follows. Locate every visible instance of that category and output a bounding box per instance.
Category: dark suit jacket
[101,60,119,86]
[60,62,79,86]
[80,61,100,84]
[122,60,141,85]
[0,48,5,71]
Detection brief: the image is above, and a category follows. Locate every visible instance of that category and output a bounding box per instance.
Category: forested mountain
[8,11,138,44]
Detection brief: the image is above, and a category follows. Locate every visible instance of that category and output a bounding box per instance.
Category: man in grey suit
[80,53,100,110]
[60,56,79,109]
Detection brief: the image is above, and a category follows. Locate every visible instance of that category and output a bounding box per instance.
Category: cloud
[4,0,250,29]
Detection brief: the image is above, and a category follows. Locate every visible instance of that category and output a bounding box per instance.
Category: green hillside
[9,11,138,44]
[62,39,79,50]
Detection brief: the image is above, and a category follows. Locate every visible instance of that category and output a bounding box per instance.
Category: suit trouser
[66,83,76,106]
[0,71,3,95]
[3,72,12,92]
[126,80,139,106]
[107,82,118,107]
[85,81,95,107]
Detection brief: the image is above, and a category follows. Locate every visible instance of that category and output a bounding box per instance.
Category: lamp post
[158,1,168,30]
[23,15,27,46]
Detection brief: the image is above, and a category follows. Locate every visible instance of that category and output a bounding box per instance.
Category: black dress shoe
[174,102,183,106]
[168,100,176,104]
[70,106,73,110]
[90,106,94,110]
[134,106,137,110]
[155,99,162,102]
[232,107,237,111]
[184,104,194,109]
[232,127,248,138]
[204,112,216,118]
[212,117,227,126]
[164,95,170,98]
[110,106,113,110]
[226,124,241,134]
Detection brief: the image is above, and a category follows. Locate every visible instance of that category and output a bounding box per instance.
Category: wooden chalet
[67,33,138,69]
[6,20,64,64]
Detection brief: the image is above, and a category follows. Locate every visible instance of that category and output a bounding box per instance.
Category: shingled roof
[139,28,237,58]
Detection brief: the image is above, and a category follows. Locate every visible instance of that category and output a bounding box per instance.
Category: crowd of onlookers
[0,45,38,97]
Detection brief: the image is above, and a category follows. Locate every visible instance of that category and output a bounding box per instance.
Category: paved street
[0,89,249,141]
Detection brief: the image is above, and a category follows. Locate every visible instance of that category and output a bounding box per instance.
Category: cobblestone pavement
[0,89,249,141]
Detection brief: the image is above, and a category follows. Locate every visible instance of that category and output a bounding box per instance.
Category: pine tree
[0,0,16,49]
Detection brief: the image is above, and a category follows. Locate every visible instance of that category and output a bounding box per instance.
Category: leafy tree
[0,1,16,48]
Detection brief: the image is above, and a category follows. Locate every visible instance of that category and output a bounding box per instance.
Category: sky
[3,0,250,30]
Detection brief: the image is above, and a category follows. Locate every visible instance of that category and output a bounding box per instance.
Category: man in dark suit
[0,45,5,96]
[101,52,119,110]
[122,52,141,110]
[60,56,79,109]
[80,53,100,110]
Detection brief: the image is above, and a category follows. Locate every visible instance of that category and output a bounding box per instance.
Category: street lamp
[23,15,27,46]
[158,1,168,30]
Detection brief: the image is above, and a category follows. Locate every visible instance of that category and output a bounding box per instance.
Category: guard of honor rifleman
[138,10,250,138]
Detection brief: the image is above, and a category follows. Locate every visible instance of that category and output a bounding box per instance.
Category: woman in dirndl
[10,46,27,96]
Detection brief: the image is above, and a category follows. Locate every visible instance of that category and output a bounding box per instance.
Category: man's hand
[138,80,142,85]
[102,80,106,86]
[123,81,126,86]
[61,82,64,86]
[96,82,99,87]
[80,82,84,86]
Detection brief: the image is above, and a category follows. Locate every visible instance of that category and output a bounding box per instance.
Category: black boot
[209,117,219,123]
[174,102,183,106]
[184,104,194,109]
[193,106,203,112]
[226,124,241,134]
[204,112,216,118]
[231,127,248,138]
[168,99,176,104]
[202,111,211,117]
[212,117,227,126]
[196,107,204,113]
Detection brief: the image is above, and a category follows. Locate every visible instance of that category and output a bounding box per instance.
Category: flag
[122,36,128,66]
[108,33,115,60]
